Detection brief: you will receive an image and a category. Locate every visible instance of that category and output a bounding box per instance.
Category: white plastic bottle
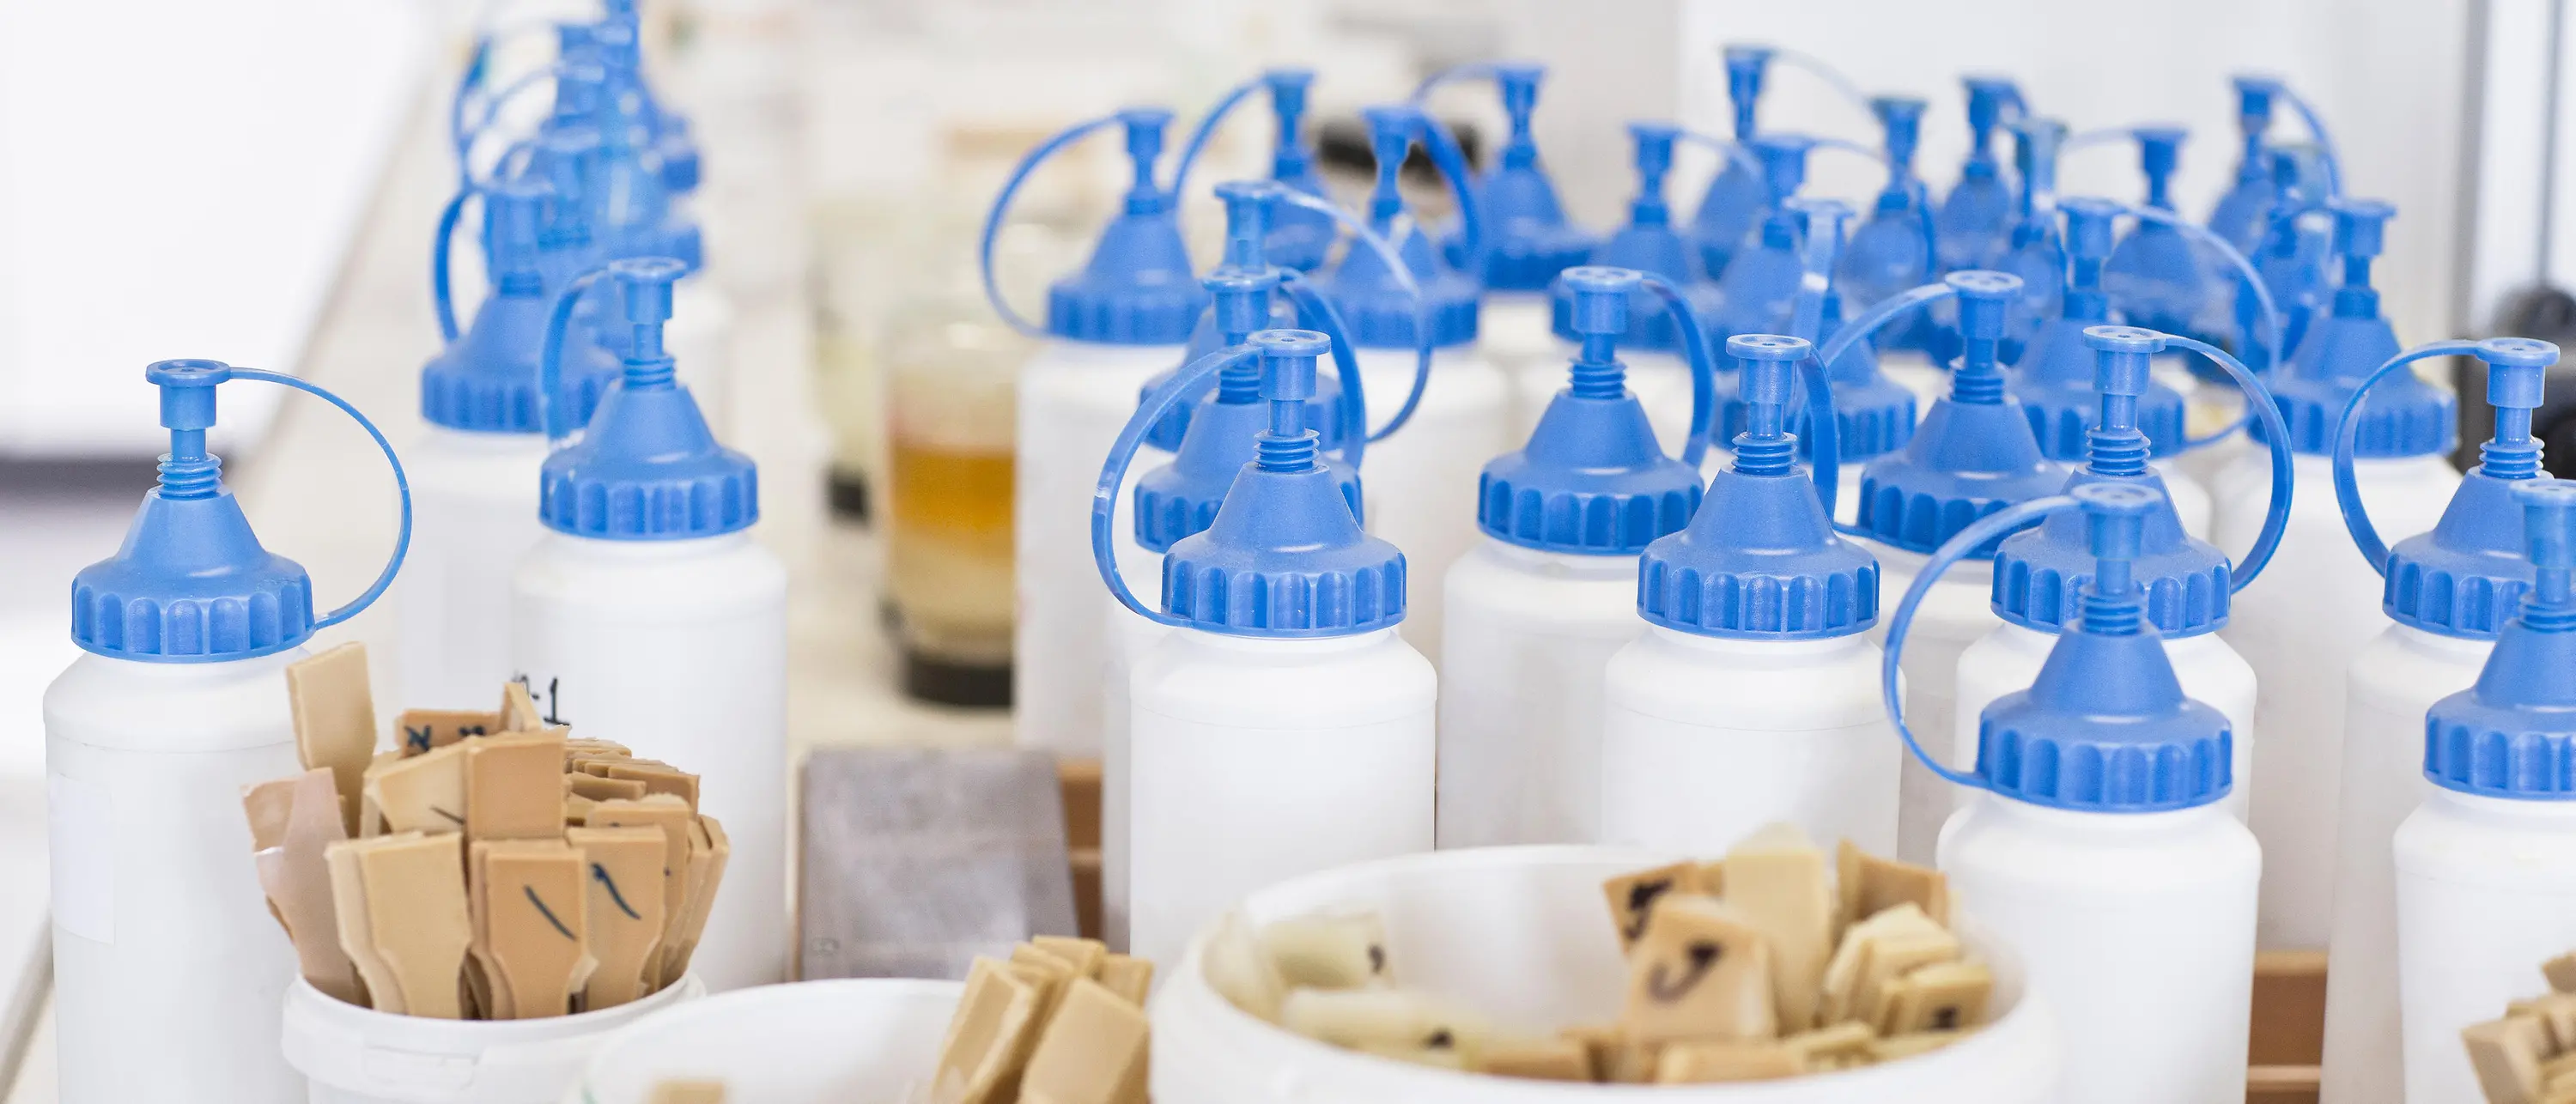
[987,108,1203,757]
[405,176,622,711]
[46,359,410,1103]
[1959,325,2293,828]
[1601,331,1898,854]
[1102,180,1370,952]
[1418,62,1595,397]
[2391,481,2576,1104]
[2318,337,2556,1104]
[1438,265,1711,847]
[2008,198,2214,537]
[1097,330,1435,972]
[2213,199,2461,949]
[1323,104,1506,664]
[1894,482,2260,1104]
[1847,270,2069,864]
[514,258,787,991]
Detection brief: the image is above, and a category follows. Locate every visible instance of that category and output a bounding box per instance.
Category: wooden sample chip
[603,761,700,809]
[1475,1038,1593,1081]
[286,641,377,818]
[1620,895,1777,1045]
[568,825,668,1010]
[1604,861,1706,949]
[1030,935,1108,982]
[1203,912,1286,1022]
[1655,1040,1803,1083]
[326,834,400,1013]
[395,709,502,755]
[1018,979,1151,1104]
[368,741,470,834]
[1851,927,1965,1030]
[2513,993,2576,1053]
[592,796,696,974]
[473,840,590,1019]
[1876,960,1991,1034]
[1784,1022,1875,1071]
[1868,1031,1965,1062]
[1096,954,1152,1007]
[351,832,472,1018]
[278,768,364,1006]
[1722,823,1832,1029]
[1820,902,1942,1026]
[500,680,546,732]
[648,1082,726,1104]
[665,814,730,982]
[1261,911,1389,991]
[933,956,1048,1104]
[2548,951,2576,995]
[464,732,568,840]
[2467,1016,2555,1104]
[1837,840,1949,933]
[568,773,648,804]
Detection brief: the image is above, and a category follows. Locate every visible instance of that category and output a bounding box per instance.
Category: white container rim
[282,971,705,1101]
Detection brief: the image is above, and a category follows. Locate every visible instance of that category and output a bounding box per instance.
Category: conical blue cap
[2260,197,2455,457]
[1711,133,1815,343]
[1139,182,1345,452]
[1843,94,1936,350]
[1046,109,1205,345]
[423,178,619,434]
[1935,76,2022,273]
[1552,121,1718,354]
[2100,126,2206,337]
[1482,268,1702,554]
[1976,482,2234,810]
[1464,63,1596,292]
[539,258,758,539]
[1162,331,1406,636]
[1638,333,1879,638]
[1321,106,1479,349]
[1261,70,1335,272]
[1996,327,2232,638]
[1686,45,1775,279]
[2010,197,2188,460]
[1716,199,1915,464]
[2379,338,2557,637]
[1856,272,2068,555]
[73,361,316,661]
[2423,481,2576,798]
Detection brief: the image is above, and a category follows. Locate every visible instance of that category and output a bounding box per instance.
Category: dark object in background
[1316,116,1481,187]
[799,747,1079,980]
[827,471,872,522]
[2461,285,2576,477]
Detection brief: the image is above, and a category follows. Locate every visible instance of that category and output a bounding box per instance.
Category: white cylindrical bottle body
[45,649,311,1103]
[1436,538,1642,847]
[1871,541,1999,865]
[1953,621,2257,822]
[2392,791,2576,1104]
[1354,346,1510,664]
[512,531,789,991]
[1939,795,2261,1104]
[2319,623,2493,1104]
[669,277,736,437]
[1016,340,1185,757]
[1515,343,1698,460]
[2214,450,2458,949]
[399,427,552,711]
[1099,537,1170,954]
[1600,627,1900,855]
[1127,628,1436,972]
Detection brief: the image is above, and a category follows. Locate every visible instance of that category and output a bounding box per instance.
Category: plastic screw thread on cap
[1495,63,1544,170]
[611,258,684,387]
[2136,127,2185,210]
[1953,271,2020,404]
[1627,122,1678,228]
[1265,70,1315,178]
[2481,338,2555,480]
[1723,45,1772,139]
[2330,198,2393,318]
[2080,482,2155,637]
[2083,326,2161,479]
[155,360,224,500]
[1564,267,1636,398]
[1729,334,1808,476]
[1361,106,1413,227]
[2062,197,2117,318]
[1255,331,1326,473]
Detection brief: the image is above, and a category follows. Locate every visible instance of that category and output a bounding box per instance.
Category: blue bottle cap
[1995,327,2233,637]
[2236,147,2331,369]
[1043,110,1205,345]
[1842,95,1936,349]
[1711,133,1816,343]
[2376,339,2556,637]
[1975,483,2234,811]
[2100,126,2208,338]
[2263,197,2455,457]
[1717,199,1915,464]
[74,361,410,661]
[424,179,620,434]
[1261,70,1335,272]
[1161,331,1406,636]
[540,258,758,539]
[1856,271,2068,555]
[1321,105,1479,349]
[1555,121,1718,354]
[1465,63,1597,292]
[1998,118,2069,361]
[2011,197,2189,460]
[1483,268,1704,554]
[1638,333,1878,638]
[2423,481,2576,798]
[1935,76,2023,272]
[1138,182,1345,452]
[2209,75,2284,253]
[1686,47,1775,278]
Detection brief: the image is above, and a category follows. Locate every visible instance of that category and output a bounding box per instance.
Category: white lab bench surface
[0,39,1007,1103]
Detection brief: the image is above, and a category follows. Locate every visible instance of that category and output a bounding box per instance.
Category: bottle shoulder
[514,532,789,606]
[1943,796,2261,891]
[46,649,308,751]
[2396,792,2576,883]
[1443,540,1640,628]
[1132,628,1436,727]
[1604,629,1886,727]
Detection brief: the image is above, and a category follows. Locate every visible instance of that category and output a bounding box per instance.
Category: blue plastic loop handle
[1408,61,1510,103]
[2331,339,2489,573]
[1818,278,1957,373]
[430,184,480,343]
[1637,273,1723,472]
[1881,494,2077,791]
[1273,189,1426,446]
[1091,343,1267,629]
[1674,128,1765,178]
[1273,268,1370,472]
[979,112,1126,339]
[1404,106,1486,266]
[2088,327,2298,590]
[538,264,619,444]
[1169,76,1267,203]
[2077,199,2282,448]
[1759,45,1872,113]
[2277,84,2344,198]
[453,62,585,173]
[223,368,414,633]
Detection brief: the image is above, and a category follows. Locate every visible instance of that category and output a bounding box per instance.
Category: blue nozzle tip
[1727,333,1811,361]
[2082,324,2167,355]
[1723,45,1774,70]
[2481,337,2561,371]
[1946,270,2023,301]
[2075,482,2160,560]
[1564,266,1640,337]
[2330,197,2397,258]
[1253,328,1327,401]
[145,359,230,390]
[2060,197,2121,258]
[1873,95,1929,123]
[1263,69,1314,94]
[2518,481,2576,570]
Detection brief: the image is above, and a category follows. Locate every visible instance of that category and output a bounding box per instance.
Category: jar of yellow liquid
[884,298,1027,705]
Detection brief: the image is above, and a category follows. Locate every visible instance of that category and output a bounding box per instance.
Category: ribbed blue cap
[1934,76,2022,272]
[2424,481,2576,798]
[423,179,619,434]
[539,258,758,540]
[2011,197,2189,460]
[1046,110,1205,345]
[1715,199,1915,464]
[1139,182,1346,452]
[2100,127,2207,337]
[1321,106,1479,349]
[1976,483,2234,811]
[1710,134,1814,342]
[1638,334,1878,638]
[2382,338,2558,637]
[1467,63,1596,291]
[72,361,315,661]
[1995,327,2233,638]
[1482,268,1703,555]
[2260,198,2455,457]
[1554,122,1718,354]
[1841,95,1935,347]
[1163,331,1406,636]
[1261,70,1334,273]
[1856,272,2069,555]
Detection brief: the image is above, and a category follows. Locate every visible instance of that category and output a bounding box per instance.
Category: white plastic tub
[281,974,704,1104]
[572,979,962,1104]
[1151,846,2058,1104]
